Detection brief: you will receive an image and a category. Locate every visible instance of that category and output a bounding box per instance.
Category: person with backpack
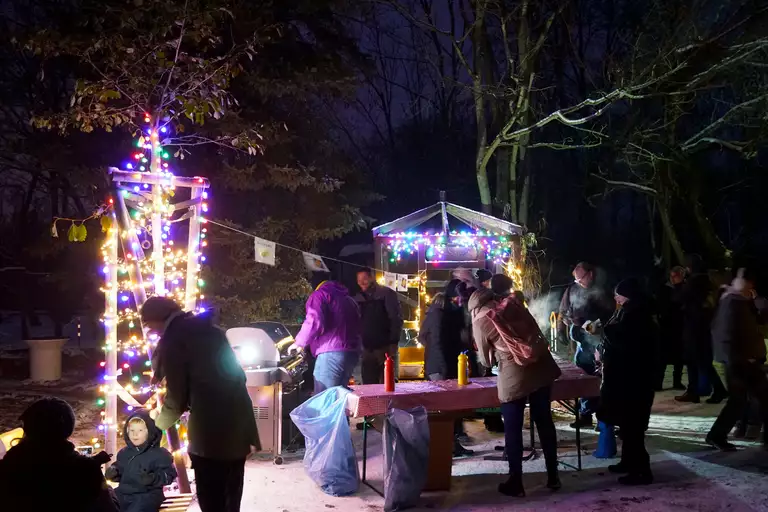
[469,276,562,497]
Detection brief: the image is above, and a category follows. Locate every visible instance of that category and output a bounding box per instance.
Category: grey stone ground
[186,373,768,512]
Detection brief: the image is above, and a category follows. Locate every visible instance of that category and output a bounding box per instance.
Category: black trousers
[709,361,768,443]
[620,425,650,475]
[189,454,246,512]
[655,362,684,388]
[361,344,398,384]
[687,361,726,397]
[500,385,558,475]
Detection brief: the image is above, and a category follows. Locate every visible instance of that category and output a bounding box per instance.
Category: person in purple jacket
[290,273,363,393]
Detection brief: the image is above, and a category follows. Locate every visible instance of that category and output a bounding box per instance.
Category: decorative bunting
[303,251,330,272]
[384,272,396,290]
[396,274,408,292]
[254,237,276,266]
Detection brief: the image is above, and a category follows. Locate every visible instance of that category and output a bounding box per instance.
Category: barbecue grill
[226,322,308,464]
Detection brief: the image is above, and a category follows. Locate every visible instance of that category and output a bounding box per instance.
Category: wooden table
[347,356,600,493]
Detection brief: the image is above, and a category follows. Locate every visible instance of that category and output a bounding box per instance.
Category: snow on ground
[188,383,768,512]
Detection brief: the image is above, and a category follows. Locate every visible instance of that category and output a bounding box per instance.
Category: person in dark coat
[141,297,260,512]
[559,262,615,427]
[420,293,446,378]
[705,268,768,451]
[0,397,119,512]
[655,267,687,390]
[355,267,403,385]
[675,254,728,404]
[423,279,473,457]
[106,412,176,512]
[598,278,657,485]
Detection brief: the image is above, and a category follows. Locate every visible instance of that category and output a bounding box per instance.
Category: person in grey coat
[706,268,768,451]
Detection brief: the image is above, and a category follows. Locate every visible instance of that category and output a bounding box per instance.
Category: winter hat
[490,274,514,296]
[141,296,182,324]
[20,397,76,441]
[614,278,644,302]
[475,269,493,285]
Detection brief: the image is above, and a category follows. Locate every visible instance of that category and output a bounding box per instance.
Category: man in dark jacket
[675,255,728,404]
[106,411,177,511]
[706,269,768,451]
[355,268,403,385]
[0,397,119,512]
[655,267,687,390]
[142,297,259,512]
[559,262,615,427]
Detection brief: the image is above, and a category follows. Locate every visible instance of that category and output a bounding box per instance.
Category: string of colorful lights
[93,113,208,455]
[384,231,512,263]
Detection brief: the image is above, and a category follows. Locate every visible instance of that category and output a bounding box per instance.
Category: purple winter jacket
[295,281,363,356]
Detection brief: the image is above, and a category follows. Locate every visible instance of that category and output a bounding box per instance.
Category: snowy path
[184,385,768,512]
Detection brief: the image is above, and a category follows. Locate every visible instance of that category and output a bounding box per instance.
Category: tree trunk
[471,4,492,213]
[494,148,509,217]
[656,199,685,265]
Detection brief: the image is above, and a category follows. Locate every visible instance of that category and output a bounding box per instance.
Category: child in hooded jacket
[105,412,177,512]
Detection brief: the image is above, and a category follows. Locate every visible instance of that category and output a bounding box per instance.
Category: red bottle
[384,353,395,392]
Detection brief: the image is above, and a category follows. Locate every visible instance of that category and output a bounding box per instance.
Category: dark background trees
[0,0,766,334]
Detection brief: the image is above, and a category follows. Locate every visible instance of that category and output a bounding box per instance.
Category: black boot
[498,473,525,497]
[674,392,700,403]
[618,472,653,485]
[570,415,593,429]
[453,439,474,458]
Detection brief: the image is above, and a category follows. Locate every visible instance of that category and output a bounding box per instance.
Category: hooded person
[469,287,562,497]
[0,397,118,512]
[105,412,176,512]
[290,274,362,393]
[140,297,259,512]
[655,266,687,391]
[705,268,768,451]
[598,278,658,485]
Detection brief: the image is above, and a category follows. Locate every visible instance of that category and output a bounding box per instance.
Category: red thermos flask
[384,353,395,392]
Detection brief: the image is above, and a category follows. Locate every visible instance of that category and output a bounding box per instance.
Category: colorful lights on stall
[384,231,512,263]
[94,113,209,456]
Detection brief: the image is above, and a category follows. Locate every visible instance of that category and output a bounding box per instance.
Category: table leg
[575,398,582,470]
[425,414,454,492]
[361,416,368,482]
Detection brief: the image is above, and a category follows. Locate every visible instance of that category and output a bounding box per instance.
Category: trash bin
[290,386,358,497]
[383,406,429,512]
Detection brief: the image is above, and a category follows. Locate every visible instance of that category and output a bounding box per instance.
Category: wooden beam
[110,168,210,189]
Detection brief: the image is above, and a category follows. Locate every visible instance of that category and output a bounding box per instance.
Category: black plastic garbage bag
[383,406,430,512]
[290,387,359,496]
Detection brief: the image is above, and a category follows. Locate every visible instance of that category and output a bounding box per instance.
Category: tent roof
[372,202,522,237]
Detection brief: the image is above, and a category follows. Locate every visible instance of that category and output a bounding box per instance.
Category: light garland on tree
[92,113,209,454]
[384,231,512,263]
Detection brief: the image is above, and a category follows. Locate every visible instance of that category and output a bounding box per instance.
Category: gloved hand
[92,451,112,466]
[139,470,155,486]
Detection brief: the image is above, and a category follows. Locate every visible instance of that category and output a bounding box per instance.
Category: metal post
[104,215,119,461]
[184,186,203,312]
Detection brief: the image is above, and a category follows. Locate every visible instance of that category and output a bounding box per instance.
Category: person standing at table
[470,285,562,497]
[559,262,615,428]
[291,274,362,393]
[355,268,403,385]
[656,266,687,391]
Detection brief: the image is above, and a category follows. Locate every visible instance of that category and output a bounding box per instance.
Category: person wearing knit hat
[0,398,118,512]
[598,277,657,485]
[141,298,259,512]
[476,269,493,289]
[20,396,76,441]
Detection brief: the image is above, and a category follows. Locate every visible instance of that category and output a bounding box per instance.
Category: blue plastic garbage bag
[383,406,429,512]
[593,421,617,459]
[290,387,359,496]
